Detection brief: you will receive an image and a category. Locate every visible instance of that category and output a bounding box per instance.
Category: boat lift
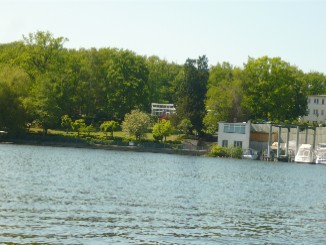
[267,124,316,161]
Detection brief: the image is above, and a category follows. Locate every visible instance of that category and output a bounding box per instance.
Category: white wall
[302,95,326,123]
[218,122,251,149]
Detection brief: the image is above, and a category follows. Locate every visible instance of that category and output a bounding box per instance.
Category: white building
[218,121,251,149]
[151,103,176,116]
[302,95,326,124]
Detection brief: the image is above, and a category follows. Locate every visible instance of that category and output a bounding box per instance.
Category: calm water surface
[1,144,326,244]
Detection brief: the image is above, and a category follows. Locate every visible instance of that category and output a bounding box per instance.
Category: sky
[1,0,326,73]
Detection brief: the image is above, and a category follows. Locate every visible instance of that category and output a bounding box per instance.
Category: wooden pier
[264,123,316,162]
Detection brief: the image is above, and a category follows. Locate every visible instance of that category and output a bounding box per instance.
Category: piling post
[286,127,290,157]
[267,123,273,158]
[313,127,316,150]
[296,126,300,155]
[277,126,281,158]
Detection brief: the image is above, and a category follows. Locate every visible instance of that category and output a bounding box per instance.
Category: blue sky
[1,0,326,73]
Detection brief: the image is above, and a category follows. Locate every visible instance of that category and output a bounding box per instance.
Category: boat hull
[315,144,326,164]
[295,144,315,164]
[295,157,315,164]
[315,154,326,164]
[242,154,259,160]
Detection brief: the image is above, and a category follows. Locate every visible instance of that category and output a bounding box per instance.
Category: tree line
[1,31,326,137]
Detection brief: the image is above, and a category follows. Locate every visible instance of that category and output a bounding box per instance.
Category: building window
[222,140,228,147]
[234,141,242,148]
[308,98,311,104]
[223,124,246,134]
[323,99,325,105]
[151,103,176,116]
[322,110,324,116]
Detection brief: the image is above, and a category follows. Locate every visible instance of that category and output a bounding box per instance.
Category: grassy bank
[4,128,210,157]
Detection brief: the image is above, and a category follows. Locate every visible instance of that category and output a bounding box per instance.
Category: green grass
[29,127,180,142]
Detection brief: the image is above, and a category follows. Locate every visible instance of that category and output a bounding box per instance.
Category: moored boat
[295,144,315,164]
[315,143,326,164]
[242,148,260,160]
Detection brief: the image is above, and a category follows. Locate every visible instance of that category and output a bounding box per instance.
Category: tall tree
[242,56,307,122]
[0,66,29,135]
[146,56,181,104]
[303,71,326,95]
[0,82,26,134]
[106,50,150,121]
[22,31,68,80]
[204,62,245,133]
[21,31,69,132]
[175,55,209,135]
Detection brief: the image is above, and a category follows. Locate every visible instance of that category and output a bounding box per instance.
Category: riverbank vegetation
[1,31,326,150]
[208,145,243,159]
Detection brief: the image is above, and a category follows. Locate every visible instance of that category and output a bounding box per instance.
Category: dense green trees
[304,71,326,95]
[0,65,30,135]
[204,62,245,133]
[175,55,209,135]
[106,49,150,121]
[0,80,26,134]
[1,30,326,137]
[146,56,181,103]
[242,56,307,122]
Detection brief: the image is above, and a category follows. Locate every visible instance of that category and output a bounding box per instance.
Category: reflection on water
[1,144,326,244]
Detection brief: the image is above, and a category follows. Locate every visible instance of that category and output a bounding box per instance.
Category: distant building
[217,120,326,155]
[218,121,251,150]
[151,103,176,116]
[302,95,326,124]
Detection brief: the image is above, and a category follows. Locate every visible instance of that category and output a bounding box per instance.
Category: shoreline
[2,139,208,157]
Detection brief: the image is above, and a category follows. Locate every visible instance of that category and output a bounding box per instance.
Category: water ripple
[1,144,326,244]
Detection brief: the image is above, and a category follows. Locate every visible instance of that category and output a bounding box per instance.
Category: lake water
[1,144,326,244]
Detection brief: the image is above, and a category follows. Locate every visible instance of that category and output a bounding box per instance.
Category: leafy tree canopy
[100,120,120,138]
[204,62,245,133]
[61,115,72,133]
[0,81,26,135]
[242,56,307,122]
[152,119,173,142]
[175,55,209,134]
[121,110,151,141]
[71,119,87,136]
[106,50,150,121]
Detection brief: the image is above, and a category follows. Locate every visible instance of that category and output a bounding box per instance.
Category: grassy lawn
[29,127,181,142]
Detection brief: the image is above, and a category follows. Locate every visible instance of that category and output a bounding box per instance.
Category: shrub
[209,144,227,157]
[225,147,243,159]
[209,145,243,159]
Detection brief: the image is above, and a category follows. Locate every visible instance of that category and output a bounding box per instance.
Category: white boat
[315,143,326,164]
[242,148,260,160]
[295,144,315,164]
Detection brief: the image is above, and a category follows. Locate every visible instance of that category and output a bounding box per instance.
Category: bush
[225,147,243,159]
[209,144,227,157]
[153,134,163,141]
[209,145,243,159]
